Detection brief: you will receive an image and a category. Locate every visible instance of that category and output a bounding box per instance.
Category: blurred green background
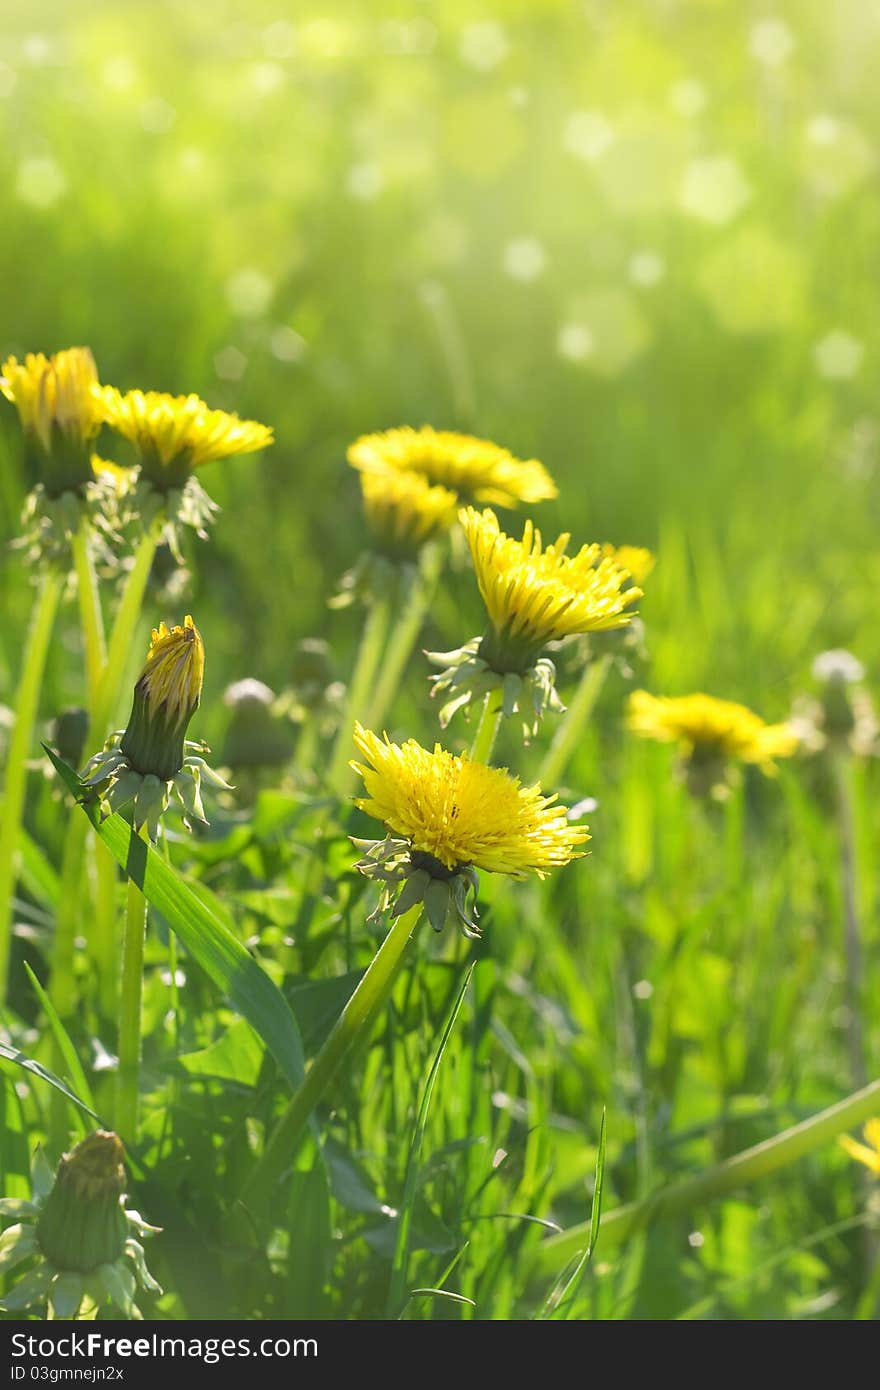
[2,0,878,727]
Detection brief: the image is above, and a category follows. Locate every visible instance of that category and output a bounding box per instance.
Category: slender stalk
[240,905,423,1207]
[116,834,149,1142]
[328,587,394,794]
[50,528,158,1016]
[469,688,503,765]
[0,570,64,1001]
[93,841,118,1020]
[831,753,866,1091]
[70,521,106,708]
[364,546,443,733]
[538,653,612,787]
[536,1077,880,1269]
[91,527,159,742]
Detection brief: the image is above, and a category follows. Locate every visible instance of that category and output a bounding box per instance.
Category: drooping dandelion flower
[359,467,458,560]
[839,1119,880,1176]
[627,689,798,796]
[81,614,228,838]
[96,387,274,489]
[350,722,588,934]
[348,426,557,508]
[1,348,103,496]
[428,507,644,734]
[0,1131,160,1318]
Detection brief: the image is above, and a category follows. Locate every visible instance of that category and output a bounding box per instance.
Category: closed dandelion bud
[289,638,338,709]
[1,348,103,498]
[121,615,204,780]
[0,1133,161,1318]
[812,650,874,749]
[36,1132,128,1274]
[81,614,229,839]
[51,706,90,769]
[222,679,293,769]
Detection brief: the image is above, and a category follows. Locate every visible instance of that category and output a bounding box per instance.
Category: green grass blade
[18,830,60,909]
[538,1107,606,1319]
[45,746,306,1092]
[386,962,475,1319]
[22,960,96,1129]
[0,1042,98,1122]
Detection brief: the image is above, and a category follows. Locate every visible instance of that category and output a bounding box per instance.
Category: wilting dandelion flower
[839,1119,880,1176]
[428,509,643,733]
[348,426,557,508]
[96,385,273,540]
[350,722,588,935]
[81,615,228,839]
[0,1131,160,1319]
[628,690,798,796]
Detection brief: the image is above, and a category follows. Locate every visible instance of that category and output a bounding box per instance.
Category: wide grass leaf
[45,747,305,1092]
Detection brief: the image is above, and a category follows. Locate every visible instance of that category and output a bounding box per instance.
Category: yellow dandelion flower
[839,1119,880,1176]
[604,544,655,586]
[461,506,641,671]
[96,386,273,489]
[628,691,799,769]
[351,722,588,878]
[1,348,102,494]
[348,426,557,507]
[360,467,458,558]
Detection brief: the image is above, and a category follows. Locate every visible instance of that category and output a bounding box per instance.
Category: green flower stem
[291,717,319,774]
[115,831,149,1142]
[364,546,443,733]
[49,527,159,1019]
[538,652,612,788]
[469,688,503,765]
[71,520,106,709]
[328,587,394,794]
[536,1076,880,1270]
[91,527,159,742]
[0,569,64,1001]
[93,841,119,1020]
[240,904,423,1208]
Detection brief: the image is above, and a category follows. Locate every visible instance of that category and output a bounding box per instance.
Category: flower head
[96,386,273,490]
[348,426,557,507]
[81,614,228,838]
[0,1131,160,1319]
[462,508,642,670]
[360,467,458,559]
[1,348,103,496]
[628,690,798,796]
[350,723,588,935]
[839,1119,880,1177]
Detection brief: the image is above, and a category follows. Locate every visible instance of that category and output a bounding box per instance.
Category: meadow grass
[0,0,878,1321]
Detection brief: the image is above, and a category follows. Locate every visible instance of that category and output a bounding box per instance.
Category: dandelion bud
[222,679,293,769]
[1,348,103,497]
[36,1131,128,1274]
[121,615,204,781]
[812,650,865,743]
[0,1132,161,1318]
[81,614,229,839]
[51,706,90,768]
